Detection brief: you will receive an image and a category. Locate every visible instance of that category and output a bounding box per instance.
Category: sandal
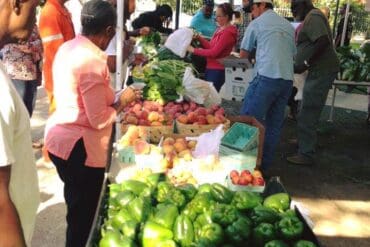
[32,139,44,149]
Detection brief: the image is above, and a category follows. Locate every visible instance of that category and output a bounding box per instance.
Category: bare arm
[0,166,26,247]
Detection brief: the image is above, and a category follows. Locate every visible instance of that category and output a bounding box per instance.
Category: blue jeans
[205,69,225,92]
[241,74,293,170]
[12,79,38,117]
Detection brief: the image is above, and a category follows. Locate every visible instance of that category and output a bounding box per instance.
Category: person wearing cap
[44,0,141,245]
[287,0,339,165]
[132,4,173,34]
[190,0,217,39]
[239,0,296,172]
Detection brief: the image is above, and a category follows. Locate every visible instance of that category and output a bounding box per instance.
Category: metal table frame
[328,80,370,122]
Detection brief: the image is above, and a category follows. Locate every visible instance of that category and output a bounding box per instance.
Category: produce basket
[175,118,230,136]
[121,123,174,143]
[221,122,258,151]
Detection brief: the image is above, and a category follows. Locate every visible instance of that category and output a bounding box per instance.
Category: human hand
[140,27,151,36]
[187,46,194,53]
[132,53,148,66]
[294,63,308,74]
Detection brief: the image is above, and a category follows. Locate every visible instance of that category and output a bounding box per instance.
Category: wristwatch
[304,60,310,68]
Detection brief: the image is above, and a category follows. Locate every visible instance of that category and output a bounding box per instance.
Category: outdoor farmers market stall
[84,36,321,246]
[77,10,327,244]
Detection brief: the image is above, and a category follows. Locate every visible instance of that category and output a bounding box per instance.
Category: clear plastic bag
[192,125,225,158]
[182,67,221,107]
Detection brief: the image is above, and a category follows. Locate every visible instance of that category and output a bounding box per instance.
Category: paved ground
[30,86,370,247]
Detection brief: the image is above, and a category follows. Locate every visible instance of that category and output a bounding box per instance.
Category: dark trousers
[48,139,105,247]
[205,68,225,92]
[12,79,38,117]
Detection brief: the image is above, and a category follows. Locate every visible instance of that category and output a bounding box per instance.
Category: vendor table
[328,80,370,122]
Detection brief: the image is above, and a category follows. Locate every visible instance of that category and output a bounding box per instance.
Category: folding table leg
[328,85,337,122]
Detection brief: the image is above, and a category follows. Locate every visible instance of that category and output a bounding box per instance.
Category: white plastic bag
[192,125,225,158]
[164,28,193,58]
[182,67,221,107]
[293,71,307,100]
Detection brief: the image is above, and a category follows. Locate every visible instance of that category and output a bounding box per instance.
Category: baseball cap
[203,0,214,7]
[252,0,273,4]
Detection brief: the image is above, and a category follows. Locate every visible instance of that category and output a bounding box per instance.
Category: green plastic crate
[117,146,135,164]
[221,122,258,152]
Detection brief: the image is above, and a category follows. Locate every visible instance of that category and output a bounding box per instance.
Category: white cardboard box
[222,66,254,101]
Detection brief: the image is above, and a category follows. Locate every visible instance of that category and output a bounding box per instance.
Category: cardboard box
[221,58,254,101]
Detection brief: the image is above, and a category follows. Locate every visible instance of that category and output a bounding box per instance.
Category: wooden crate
[175,119,230,136]
[121,123,174,143]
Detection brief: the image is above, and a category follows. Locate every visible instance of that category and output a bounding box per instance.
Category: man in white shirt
[0,0,40,246]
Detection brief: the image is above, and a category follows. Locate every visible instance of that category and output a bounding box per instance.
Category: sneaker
[286,153,313,165]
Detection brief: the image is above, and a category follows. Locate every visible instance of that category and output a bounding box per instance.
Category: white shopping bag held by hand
[164,28,193,58]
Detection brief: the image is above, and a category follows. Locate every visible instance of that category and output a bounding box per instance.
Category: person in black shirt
[132,4,173,34]
[335,4,353,48]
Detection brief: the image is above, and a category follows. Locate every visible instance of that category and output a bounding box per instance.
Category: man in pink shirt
[44,1,139,246]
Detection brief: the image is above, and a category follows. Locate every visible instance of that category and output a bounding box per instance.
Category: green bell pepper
[210,183,233,204]
[263,193,290,213]
[198,223,224,246]
[154,204,179,229]
[121,180,148,196]
[225,216,252,246]
[293,240,317,247]
[232,190,263,211]
[127,197,151,222]
[113,190,136,208]
[195,212,213,227]
[276,216,304,241]
[181,204,198,222]
[253,223,277,247]
[109,184,122,199]
[173,214,194,247]
[178,184,197,202]
[156,182,173,203]
[197,183,212,194]
[264,240,289,247]
[142,221,174,247]
[99,231,133,247]
[157,240,178,247]
[121,220,138,239]
[111,207,137,229]
[211,203,239,226]
[156,182,186,209]
[167,189,186,209]
[279,209,296,218]
[250,205,281,225]
[145,173,166,188]
[192,193,215,213]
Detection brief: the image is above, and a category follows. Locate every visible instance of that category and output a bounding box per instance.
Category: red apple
[231,176,239,185]
[252,177,265,186]
[230,170,239,178]
[240,170,253,184]
[238,177,249,186]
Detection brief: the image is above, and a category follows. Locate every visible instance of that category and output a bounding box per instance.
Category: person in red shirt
[187,2,237,92]
[39,0,75,114]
